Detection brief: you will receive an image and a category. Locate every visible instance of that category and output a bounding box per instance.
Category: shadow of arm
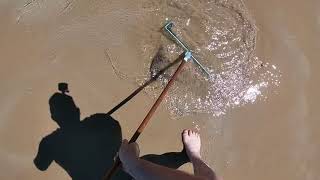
[34,138,54,171]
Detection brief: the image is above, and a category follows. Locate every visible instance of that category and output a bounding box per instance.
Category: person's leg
[182,129,221,180]
[119,140,206,180]
[118,129,222,180]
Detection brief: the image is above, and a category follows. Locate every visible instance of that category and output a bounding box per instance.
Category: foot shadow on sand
[34,84,189,180]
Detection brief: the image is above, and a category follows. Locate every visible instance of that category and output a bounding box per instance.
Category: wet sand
[0,0,319,180]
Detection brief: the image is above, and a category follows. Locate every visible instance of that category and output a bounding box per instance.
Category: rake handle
[103,55,187,180]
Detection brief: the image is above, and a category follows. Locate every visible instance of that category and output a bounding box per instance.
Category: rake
[103,21,210,180]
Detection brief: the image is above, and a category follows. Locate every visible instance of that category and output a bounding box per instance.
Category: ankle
[189,154,202,163]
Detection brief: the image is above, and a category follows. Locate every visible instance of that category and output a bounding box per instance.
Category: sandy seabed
[0,0,319,179]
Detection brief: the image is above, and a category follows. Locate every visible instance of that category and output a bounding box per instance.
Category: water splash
[107,0,281,118]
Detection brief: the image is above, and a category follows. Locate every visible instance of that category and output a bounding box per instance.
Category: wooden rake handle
[103,54,187,180]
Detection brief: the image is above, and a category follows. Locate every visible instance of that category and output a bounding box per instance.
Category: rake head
[163,21,211,77]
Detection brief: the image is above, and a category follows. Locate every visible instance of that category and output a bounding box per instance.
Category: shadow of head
[49,93,80,128]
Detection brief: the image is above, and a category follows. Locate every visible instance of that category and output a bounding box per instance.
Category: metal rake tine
[163,21,211,77]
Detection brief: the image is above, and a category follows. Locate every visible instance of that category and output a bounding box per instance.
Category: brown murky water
[0,0,319,179]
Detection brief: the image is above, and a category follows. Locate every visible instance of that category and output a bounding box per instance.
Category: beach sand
[0,0,319,179]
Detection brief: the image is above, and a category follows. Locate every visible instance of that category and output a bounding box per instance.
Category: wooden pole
[103,54,187,180]
[106,54,181,115]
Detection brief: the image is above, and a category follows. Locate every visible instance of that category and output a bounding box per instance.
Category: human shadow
[34,83,189,180]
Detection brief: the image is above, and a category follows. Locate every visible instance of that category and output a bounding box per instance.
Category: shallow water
[110,0,281,118]
[0,0,319,179]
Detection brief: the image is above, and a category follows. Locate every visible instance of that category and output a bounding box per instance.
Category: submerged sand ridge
[0,0,319,179]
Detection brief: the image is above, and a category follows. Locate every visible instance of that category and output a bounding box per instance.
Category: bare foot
[182,129,201,162]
